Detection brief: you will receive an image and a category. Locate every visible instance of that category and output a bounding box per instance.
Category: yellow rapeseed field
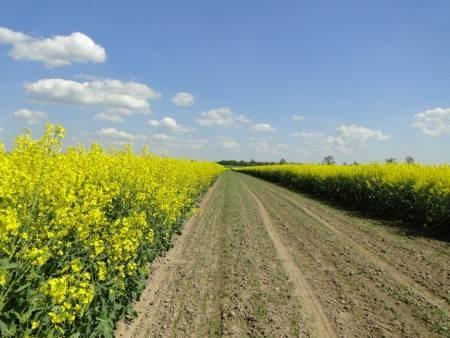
[0,124,224,337]
[238,163,450,234]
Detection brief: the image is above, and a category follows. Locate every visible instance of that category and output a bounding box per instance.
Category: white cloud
[326,136,354,155]
[147,117,193,133]
[149,133,207,151]
[97,128,147,141]
[413,107,450,136]
[26,78,161,118]
[147,120,160,127]
[292,114,305,121]
[95,129,208,153]
[151,133,169,141]
[289,126,390,155]
[250,139,271,153]
[249,123,277,132]
[336,124,391,142]
[94,113,124,123]
[248,138,286,155]
[197,107,248,127]
[13,108,47,124]
[0,26,106,66]
[289,131,322,139]
[290,132,322,146]
[0,27,28,44]
[217,136,240,152]
[326,124,390,154]
[171,92,195,107]
[182,138,208,150]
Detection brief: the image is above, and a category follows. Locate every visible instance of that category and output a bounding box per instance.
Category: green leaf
[0,320,8,336]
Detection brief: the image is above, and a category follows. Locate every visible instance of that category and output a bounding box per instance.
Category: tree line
[218,156,416,167]
[217,159,280,167]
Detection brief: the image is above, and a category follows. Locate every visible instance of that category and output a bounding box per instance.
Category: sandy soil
[115,171,449,338]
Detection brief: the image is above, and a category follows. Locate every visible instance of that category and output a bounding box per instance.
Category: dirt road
[116,171,450,338]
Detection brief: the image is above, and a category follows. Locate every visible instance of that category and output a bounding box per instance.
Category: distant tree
[279,158,287,164]
[352,161,359,165]
[217,159,279,167]
[385,157,397,164]
[323,155,335,165]
[342,162,348,166]
[405,156,415,164]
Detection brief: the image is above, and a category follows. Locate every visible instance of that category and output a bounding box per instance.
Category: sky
[0,1,449,163]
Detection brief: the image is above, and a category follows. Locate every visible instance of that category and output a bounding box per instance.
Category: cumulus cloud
[336,124,390,142]
[290,126,390,155]
[94,113,124,123]
[151,133,169,141]
[96,127,206,152]
[289,131,323,146]
[248,138,287,155]
[412,107,450,136]
[147,117,193,133]
[0,27,29,44]
[13,108,47,124]
[149,134,207,151]
[326,135,354,155]
[171,92,195,107]
[97,128,147,141]
[26,78,161,119]
[249,123,277,132]
[250,139,271,153]
[197,107,248,127]
[291,114,305,121]
[0,26,106,66]
[326,124,390,154]
[289,131,322,139]
[147,120,160,127]
[217,136,240,152]
[178,138,208,150]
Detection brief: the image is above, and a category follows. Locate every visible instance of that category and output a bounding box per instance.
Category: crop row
[0,125,224,337]
[237,163,450,235]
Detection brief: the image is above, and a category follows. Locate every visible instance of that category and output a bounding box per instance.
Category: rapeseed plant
[0,124,224,337]
[238,163,450,234]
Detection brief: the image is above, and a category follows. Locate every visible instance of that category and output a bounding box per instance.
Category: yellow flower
[0,123,225,336]
[70,260,82,273]
[97,262,107,281]
[0,269,7,287]
[48,311,64,324]
[24,247,51,267]
[93,239,105,255]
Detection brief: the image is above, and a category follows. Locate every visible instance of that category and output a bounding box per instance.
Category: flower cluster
[0,124,224,337]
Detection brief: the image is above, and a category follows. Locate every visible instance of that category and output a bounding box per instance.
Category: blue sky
[0,1,449,163]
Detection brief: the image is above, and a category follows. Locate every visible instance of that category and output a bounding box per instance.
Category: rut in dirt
[116,172,311,337]
[248,176,450,314]
[241,183,337,338]
[116,171,450,338]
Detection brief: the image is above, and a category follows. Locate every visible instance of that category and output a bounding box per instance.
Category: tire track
[239,175,442,337]
[116,172,313,337]
[239,180,337,338]
[115,176,223,337]
[240,173,450,316]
